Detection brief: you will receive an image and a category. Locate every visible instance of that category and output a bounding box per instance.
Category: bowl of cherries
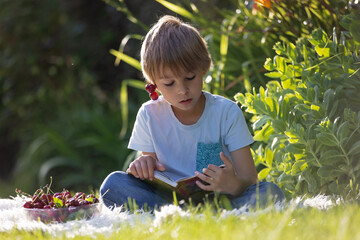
[19,187,100,223]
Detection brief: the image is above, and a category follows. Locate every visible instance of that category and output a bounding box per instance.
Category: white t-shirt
[128,91,254,177]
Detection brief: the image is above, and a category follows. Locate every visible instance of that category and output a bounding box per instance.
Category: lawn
[1,196,360,240]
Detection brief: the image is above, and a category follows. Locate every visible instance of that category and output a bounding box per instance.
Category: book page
[154,166,191,183]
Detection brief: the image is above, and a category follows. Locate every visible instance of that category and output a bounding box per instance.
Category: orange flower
[254,0,272,9]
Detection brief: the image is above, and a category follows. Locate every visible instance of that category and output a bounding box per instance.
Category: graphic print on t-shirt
[196,141,223,171]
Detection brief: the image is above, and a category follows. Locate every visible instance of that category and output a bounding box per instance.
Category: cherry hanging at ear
[145,84,159,100]
[149,91,159,100]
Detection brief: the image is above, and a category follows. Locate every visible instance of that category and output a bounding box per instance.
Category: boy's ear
[202,70,208,79]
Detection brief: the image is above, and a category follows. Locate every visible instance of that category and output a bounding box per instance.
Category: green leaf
[156,0,196,21]
[253,116,271,130]
[253,99,268,114]
[265,97,278,117]
[340,14,355,30]
[317,166,343,178]
[220,33,228,56]
[119,79,146,138]
[319,150,345,166]
[259,87,266,100]
[302,170,318,192]
[265,148,274,167]
[287,42,297,61]
[279,95,290,119]
[234,93,245,105]
[258,168,270,180]
[253,123,274,142]
[350,21,360,43]
[53,197,64,208]
[286,143,305,154]
[294,104,311,114]
[273,42,286,55]
[39,157,81,185]
[289,65,303,77]
[277,172,293,183]
[336,121,350,141]
[271,119,287,133]
[316,133,338,147]
[314,45,330,57]
[110,49,141,71]
[264,72,283,78]
[115,34,143,66]
[264,58,275,71]
[291,160,308,176]
[348,140,360,156]
[274,56,287,73]
[309,28,328,47]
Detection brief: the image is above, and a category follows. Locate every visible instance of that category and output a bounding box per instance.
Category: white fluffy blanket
[0,195,340,238]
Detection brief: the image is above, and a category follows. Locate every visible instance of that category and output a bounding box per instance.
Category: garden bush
[235,5,360,198]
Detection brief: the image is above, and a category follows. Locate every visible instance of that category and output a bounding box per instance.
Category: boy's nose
[177,83,189,94]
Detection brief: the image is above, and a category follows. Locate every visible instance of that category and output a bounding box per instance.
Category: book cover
[128,168,211,202]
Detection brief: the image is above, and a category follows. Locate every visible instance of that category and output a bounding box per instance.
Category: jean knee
[100,171,124,199]
[263,182,285,202]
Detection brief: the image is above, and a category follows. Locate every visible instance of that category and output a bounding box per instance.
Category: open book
[128,167,211,202]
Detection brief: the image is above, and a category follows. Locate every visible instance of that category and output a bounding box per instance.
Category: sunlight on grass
[2,202,360,240]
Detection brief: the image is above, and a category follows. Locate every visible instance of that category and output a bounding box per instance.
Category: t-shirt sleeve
[223,103,254,152]
[128,105,155,152]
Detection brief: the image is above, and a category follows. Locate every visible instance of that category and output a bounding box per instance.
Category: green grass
[1,203,360,240]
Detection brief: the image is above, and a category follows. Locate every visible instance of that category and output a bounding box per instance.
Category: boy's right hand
[128,153,165,181]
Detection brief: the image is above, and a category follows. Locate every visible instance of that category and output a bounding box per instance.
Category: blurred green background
[0,0,173,197]
[1,0,359,199]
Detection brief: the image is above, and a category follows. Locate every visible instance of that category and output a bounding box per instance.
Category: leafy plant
[0,0,141,195]
[13,102,132,193]
[235,7,360,198]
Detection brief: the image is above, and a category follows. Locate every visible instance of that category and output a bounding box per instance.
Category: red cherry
[149,91,159,100]
[145,84,156,93]
[75,192,85,200]
[86,194,95,199]
[79,200,91,206]
[66,197,79,207]
[34,202,45,209]
[43,205,51,209]
[62,191,71,199]
[32,195,41,203]
[41,194,53,204]
[53,193,63,201]
[23,201,33,208]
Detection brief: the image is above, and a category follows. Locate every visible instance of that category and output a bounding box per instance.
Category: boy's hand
[195,152,241,195]
[128,154,165,181]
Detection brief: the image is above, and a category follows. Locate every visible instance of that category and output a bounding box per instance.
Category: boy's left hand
[195,152,241,196]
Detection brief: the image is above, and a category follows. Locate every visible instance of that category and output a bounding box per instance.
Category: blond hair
[140,15,212,83]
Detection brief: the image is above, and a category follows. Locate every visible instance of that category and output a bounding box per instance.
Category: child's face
[155,68,205,114]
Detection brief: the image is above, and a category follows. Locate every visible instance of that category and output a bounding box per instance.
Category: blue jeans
[100,171,285,210]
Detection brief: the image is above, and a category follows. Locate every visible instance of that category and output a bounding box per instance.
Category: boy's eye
[186,75,195,80]
[164,81,174,87]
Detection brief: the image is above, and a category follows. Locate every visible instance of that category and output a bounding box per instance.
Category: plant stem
[307,143,322,167]
[333,132,356,180]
